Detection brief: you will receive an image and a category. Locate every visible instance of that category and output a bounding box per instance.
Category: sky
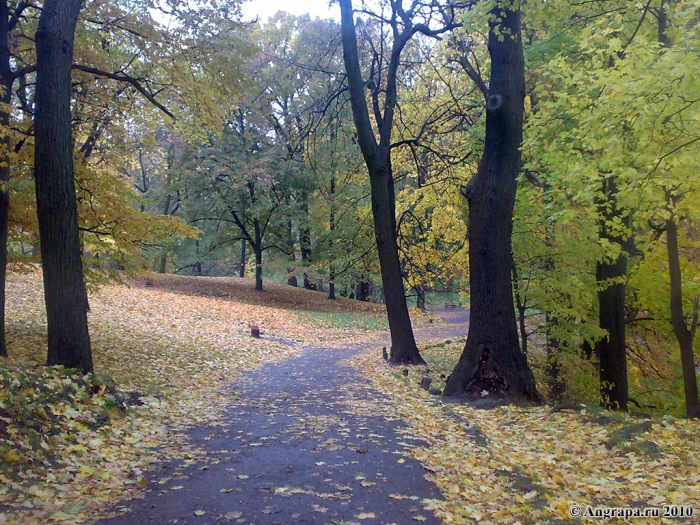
[240,0,339,22]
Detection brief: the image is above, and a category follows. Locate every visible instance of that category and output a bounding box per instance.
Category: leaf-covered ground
[91,343,446,525]
[0,272,435,525]
[350,341,700,524]
[3,272,700,524]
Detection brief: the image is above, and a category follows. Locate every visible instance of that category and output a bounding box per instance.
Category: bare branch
[456,55,488,99]
[72,64,175,119]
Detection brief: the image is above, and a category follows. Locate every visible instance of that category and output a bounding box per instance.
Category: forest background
[0,0,699,416]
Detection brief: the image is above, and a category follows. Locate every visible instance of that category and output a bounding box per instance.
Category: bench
[445,302,457,308]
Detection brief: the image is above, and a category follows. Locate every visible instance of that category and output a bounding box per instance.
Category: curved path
[96,312,469,525]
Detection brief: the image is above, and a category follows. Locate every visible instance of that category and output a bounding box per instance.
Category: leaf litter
[1,272,440,524]
[348,341,700,524]
[11,271,677,524]
[2,272,353,524]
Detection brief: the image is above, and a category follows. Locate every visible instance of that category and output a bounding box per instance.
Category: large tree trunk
[595,177,629,411]
[34,0,92,373]
[666,204,700,418]
[443,0,540,402]
[368,157,423,363]
[339,0,423,364]
[0,1,11,358]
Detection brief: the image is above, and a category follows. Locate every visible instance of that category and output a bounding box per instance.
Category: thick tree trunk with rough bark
[666,207,700,418]
[34,0,92,373]
[595,177,629,411]
[339,0,423,364]
[0,1,11,358]
[443,0,540,402]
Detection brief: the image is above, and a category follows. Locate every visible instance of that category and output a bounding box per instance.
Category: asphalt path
[95,310,471,525]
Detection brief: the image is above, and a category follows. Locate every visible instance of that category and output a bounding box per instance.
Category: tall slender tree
[339,0,420,363]
[339,0,464,364]
[34,0,92,373]
[443,0,541,402]
[0,1,11,358]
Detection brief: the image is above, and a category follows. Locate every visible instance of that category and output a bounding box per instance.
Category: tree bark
[328,271,335,300]
[0,1,11,357]
[328,161,336,300]
[300,205,313,289]
[339,0,423,364]
[254,244,263,291]
[356,281,370,302]
[415,285,426,311]
[286,220,297,286]
[512,262,528,355]
[34,0,92,373]
[443,0,541,402]
[657,2,698,418]
[158,193,172,273]
[239,238,246,278]
[595,177,629,411]
[665,203,700,418]
[254,218,263,291]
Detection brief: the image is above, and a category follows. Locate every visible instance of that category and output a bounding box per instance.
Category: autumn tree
[0,2,13,358]
[34,0,92,372]
[520,0,700,413]
[443,0,541,402]
[339,0,469,364]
